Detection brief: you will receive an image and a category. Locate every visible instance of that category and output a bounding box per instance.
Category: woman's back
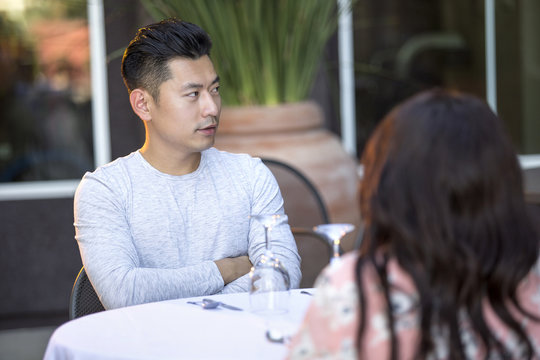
[288,89,540,359]
[289,252,540,359]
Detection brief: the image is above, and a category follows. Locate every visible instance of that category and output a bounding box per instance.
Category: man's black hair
[121,18,212,101]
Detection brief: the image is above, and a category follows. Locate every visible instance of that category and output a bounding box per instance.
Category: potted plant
[140,0,337,106]
[139,0,360,251]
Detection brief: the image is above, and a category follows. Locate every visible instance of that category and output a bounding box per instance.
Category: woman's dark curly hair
[356,89,539,359]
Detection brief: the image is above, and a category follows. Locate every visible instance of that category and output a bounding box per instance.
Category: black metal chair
[261,158,335,287]
[69,267,105,319]
[262,158,329,225]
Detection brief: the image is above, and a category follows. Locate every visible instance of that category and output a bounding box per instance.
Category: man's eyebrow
[180,76,219,91]
[181,82,203,91]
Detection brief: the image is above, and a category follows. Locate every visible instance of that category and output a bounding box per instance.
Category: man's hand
[214,256,252,285]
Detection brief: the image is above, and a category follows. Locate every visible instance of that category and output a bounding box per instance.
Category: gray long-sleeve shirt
[74,147,301,309]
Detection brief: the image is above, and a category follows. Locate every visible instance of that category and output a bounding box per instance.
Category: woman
[288,89,540,359]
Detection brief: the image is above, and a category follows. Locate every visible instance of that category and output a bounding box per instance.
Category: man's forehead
[166,56,218,84]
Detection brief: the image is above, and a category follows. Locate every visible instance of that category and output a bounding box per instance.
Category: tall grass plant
[140,0,340,106]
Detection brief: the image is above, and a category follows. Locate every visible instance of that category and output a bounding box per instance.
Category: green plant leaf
[140,0,345,106]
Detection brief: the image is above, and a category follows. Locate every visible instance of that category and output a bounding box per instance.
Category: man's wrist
[214,256,251,285]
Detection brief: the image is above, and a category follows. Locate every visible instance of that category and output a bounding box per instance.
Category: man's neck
[139,144,202,176]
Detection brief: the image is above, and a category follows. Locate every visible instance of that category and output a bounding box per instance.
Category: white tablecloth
[43,288,314,360]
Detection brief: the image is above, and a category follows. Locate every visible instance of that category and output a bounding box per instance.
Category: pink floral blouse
[287,252,540,359]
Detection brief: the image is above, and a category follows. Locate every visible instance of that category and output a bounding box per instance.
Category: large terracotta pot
[214,101,361,252]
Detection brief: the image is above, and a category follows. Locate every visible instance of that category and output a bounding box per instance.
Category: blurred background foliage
[140,0,344,106]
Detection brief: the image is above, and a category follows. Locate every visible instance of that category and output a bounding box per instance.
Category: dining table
[43,288,314,360]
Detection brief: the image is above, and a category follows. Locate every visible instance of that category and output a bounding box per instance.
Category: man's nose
[201,91,219,117]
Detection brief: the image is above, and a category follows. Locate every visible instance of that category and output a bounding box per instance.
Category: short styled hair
[121,18,212,101]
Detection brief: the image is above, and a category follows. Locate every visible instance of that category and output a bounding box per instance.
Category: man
[74,18,301,309]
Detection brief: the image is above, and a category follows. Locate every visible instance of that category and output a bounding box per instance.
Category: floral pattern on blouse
[287,252,540,359]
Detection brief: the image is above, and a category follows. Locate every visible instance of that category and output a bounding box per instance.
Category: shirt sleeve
[74,170,224,310]
[220,273,251,294]
[247,158,302,289]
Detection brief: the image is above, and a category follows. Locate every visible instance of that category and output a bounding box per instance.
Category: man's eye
[211,86,220,94]
[187,91,199,98]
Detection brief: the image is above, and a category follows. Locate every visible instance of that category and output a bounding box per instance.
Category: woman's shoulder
[315,252,359,288]
[517,254,540,314]
[311,252,360,313]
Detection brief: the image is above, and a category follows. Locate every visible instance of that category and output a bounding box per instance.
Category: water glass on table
[249,214,292,342]
[313,223,355,264]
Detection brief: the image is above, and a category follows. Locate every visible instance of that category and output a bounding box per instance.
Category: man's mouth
[198,124,217,135]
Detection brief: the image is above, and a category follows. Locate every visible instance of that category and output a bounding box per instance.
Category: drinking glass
[248,214,292,341]
[313,223,355,264]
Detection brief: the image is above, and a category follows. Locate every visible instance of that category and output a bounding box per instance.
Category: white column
[485,0,497,112]
[338,0,357,157]
[88,0,111,167]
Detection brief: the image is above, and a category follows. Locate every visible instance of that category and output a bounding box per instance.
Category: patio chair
[261,158,335,287]
[69,267,105,319]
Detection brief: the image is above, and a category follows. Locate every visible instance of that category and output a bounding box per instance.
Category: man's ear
[129,89,152,121]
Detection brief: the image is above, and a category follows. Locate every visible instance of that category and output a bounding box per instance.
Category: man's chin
[198,138,215,151]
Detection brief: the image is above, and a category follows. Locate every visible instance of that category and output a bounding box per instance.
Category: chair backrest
[261,158,333,287]
[69,267,105,319]
[262,158,329,227]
